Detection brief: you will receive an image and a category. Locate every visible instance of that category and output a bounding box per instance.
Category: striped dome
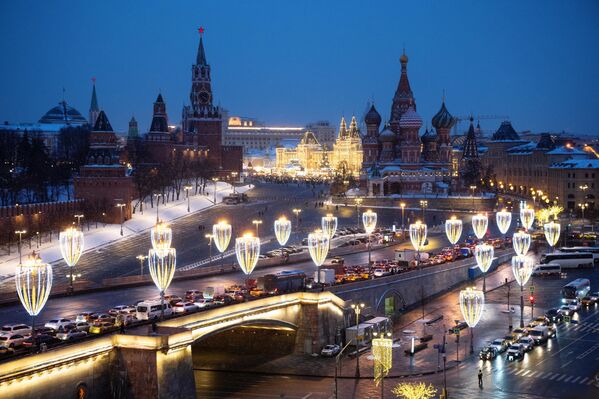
[378,126,396,142]
[399,105,422,129]
[431,101,456,129]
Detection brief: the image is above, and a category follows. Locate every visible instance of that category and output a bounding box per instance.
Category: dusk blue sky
[1,1,598,136]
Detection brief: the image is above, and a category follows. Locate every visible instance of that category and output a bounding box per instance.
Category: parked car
[0,334,26,348]
[56,329,88,341]
[76,312,97,323]
[164,295,183,306]
[511,328,528,340]
[74,322,91,332]
[545,309,563,324]
[518,337,535,351]
[1,324,32,336]
[22,334,56,348]
[92,314,115,323]
[108,305,136,316]
[173,302,199,314]
[373,269,391,278]
[185,290,203,300]
[89,322,114,334]
[479,346,498,360]
[506,344,525,361]
[490,338,509,353]
[589,292,599,302]
[320,344,341,357]
[44,319,73,331]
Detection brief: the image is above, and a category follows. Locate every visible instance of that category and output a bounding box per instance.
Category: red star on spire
[91,77,96,84]
[198,26,204,36]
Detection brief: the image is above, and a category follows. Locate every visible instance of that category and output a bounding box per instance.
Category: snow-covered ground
[0,182,252,280]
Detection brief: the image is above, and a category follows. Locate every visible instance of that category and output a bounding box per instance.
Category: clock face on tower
[199,91,211,105]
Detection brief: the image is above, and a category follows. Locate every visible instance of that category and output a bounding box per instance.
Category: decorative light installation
[362,210,377,264]
[520,206,535,231]
[148,247,176,319]
[372,332,393,391]
[471,213,488,240]
[511,255,534,328]
[213,221,232,269]
[445,216,462,245]
[544,221,561,251]
[235,233,261,275]
[274,216,292,247]
[475,244,494,292]
[410,221,428,318]
[308,229,330,283]
[16,252,53,341]
[59,227,84,294]
[150,221,172,252]
[459,287,485,354]
[496,209,512,235]
[512,231,531,256]
[321,214,338,241]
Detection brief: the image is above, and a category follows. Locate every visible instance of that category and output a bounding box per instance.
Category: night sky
[1,1,598,135]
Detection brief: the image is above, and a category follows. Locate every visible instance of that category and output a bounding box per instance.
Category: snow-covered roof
[507,142,536,154]
[546,146,587,156]
[549,159,599,169]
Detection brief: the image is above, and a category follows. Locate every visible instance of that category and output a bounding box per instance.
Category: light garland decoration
[471,213,488,240]
[274,216,292,246]
[475,244,494,274]
[512,255,534,328]
[459,286,485,354]
[362,210,377,234]
[372,333,393,387]
[321,214,338,240]
[235,233,261,275]
[148,247,177,319]
[150,221,172,252]
[213,221,232,253]
[59,227,84,267]
[445,216,462,245]
[308,229,330,268]
[512,231,531,256]
[16,252,53,318]
[520,206,535,230]
[496,209,512,235]
[409,221,427,251]
[544,221,561,249]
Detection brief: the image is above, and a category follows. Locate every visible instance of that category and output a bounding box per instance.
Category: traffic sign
[452,328,461,335]
[529,285,535,293]
[564,315,571,323]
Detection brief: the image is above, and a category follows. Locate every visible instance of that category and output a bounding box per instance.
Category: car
[0,334,26,348]
[185,290,203,300]
[506,344,525,361]
[44,318,73,331]
[56,328,87,341]
[490,339,509,353]
[503,335,515,346]
[589,292,599,302]
[479,346,498,360]
[173,302,199,314]
[569,302,581,312]
[545,309,563,324]
[518,337,535,351]
[76,312,97,323]
[559,305,574,316]
[108,305,136,316]
[581,296,594,307]
[21,334,56,348]
[511,328,528,340]
[164,295,184,306]
[1,324,32,336]
[34,327,56,336]
[373,269,391,278]
[321,344,341,357]
[74,322,91,332]
[89,322,114,334]
[92,314,115,323]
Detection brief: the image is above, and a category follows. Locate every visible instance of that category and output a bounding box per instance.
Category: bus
[540,252,594,269]
[558,247,599,266]
[532,263,561,276]
[561,278,591,304]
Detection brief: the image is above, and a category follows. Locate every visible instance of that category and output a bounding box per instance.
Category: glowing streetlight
[520,206,535,231]
[252,219,263,236]
[351,303,365,377]
[512,255,534,328]
[544,221,560,252]
[230,171,239,194]
[16,252,53,344]
[512,231,531,256]
[292,208,302,227]
[184,185,193,212]
[362,210,377,264]
[148,247,176,319]
[308,229,330,283]
[213,221,232,270]
[205,233,213,261]
[211,177,219,203]
[15,230,27,264]
[372,331,393,396]
[409,221,427,318]
[445,216,462,245]
[151,221,172,252]
[475,244,494,293]
[235,233,261,275]
[115,202,126,236]
[400,202,406,229]
[471,213,488,240]
[459,287,485,354]
[59,227,84,294]
[355,198,363,227]
[136,254,148,276]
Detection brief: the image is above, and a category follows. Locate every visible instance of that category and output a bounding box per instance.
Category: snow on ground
[0,182,252,279]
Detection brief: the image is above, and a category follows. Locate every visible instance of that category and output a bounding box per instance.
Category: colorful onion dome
[431,101,456,129]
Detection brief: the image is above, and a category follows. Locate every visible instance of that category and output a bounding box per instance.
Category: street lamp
[184,185,193,212]
[513,231,531,256]
[213,221,232,271]
[154,193,163,223]
[578,203,588,220]
[470,185,477,209]
[512,255,534,328]
[235,232,261,275]
[15,230,27,264]
[212,177,219,204]
[136,254,148,276]
[231,171,238,194]
[74,214,84,227]
[351,302,365,378]
[205,233,213,261]
[471,213,488,241]
[59,227,84,294]
[148,247,176,319]
[292,208,302,228]
[372,331,393,398]
[252,219,263,236]
[355,198,363,228]
[544,221,560,253]
[15,252,52,345]
[362,210,377,264]
[115,203,126,236]
[445,216,462,245]
[400,202,406,230]
[474,244,494,293]
[419,200,428,220]
[151,221,172,252]
[458,287,485,355]
[409,221,427,319]
[307,229,330,284]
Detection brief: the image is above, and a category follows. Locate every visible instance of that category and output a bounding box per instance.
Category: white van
[136,300,173,320]
[532,263,561,276]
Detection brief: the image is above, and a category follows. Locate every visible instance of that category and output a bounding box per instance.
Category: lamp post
[459,287,485,355]
[512,256,534,328]
[235,232,261,275]
[148,247,177,319]
[154,193,163,223]
[115,203,126,236]
[59,227,84,294]
[474,244,494,293]
[213,221,232,271]
[212,177,219,204]
[409,221,428,319]
[400,202,406,231]
[308,229,329,284]
[362,210,377,265]
[74,214,84,227]
[252,219,263,236]
[184,185,193,212]
[205,233,213,261]
[292,208,302,228]
[470,185,477,209]
[419,200,428,220]
[136,254,148,276]
[372,331,393,398]
[15,230,26,264]
[578,203,588,220]
[355,198,363,228]
[351,303,365,378]
[513,231,531,257]
[231,171,238,194]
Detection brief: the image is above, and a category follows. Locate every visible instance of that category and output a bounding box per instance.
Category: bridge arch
[192,319,298,343]
[375,287,407,316]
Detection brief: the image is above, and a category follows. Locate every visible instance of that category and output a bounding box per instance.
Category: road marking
[520,370,530,376]
[579,377,588,384]
[556,374,567,382]
[301,394,313,399]
[536,372,545,378]
[570,376,580,383]
[586,379,594,385]
[560,360,573,368]
[563,376,573,383]
[549,373,559,380]
[527,371,537,377]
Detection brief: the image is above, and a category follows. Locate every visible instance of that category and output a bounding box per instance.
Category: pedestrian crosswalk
[567,321,599,333]
[503,367,595,385]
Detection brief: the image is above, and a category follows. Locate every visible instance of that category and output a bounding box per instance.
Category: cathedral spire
[89,77,100,127]
[462,117,479,159]
[196,27,207,65]
[338,116,347,139]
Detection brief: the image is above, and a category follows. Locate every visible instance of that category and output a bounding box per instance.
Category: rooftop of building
[549,159,599,169]
[39,101,88,125]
